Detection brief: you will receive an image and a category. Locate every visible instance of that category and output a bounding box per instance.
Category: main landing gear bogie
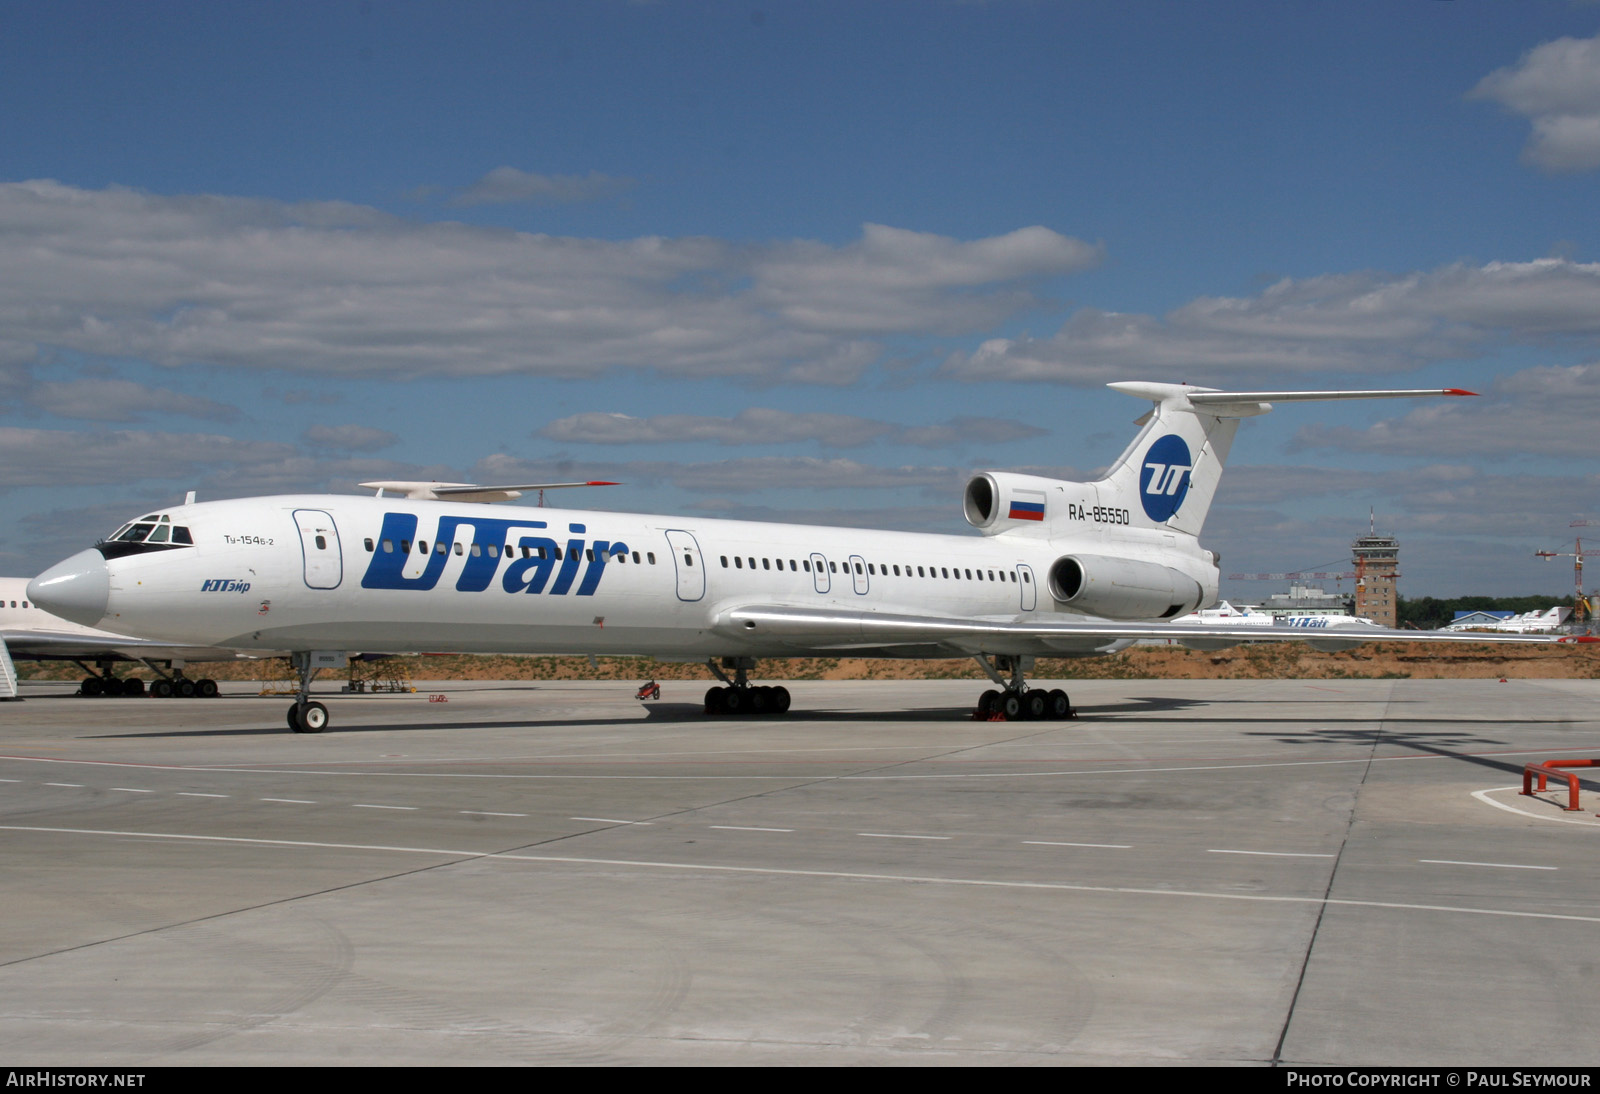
[973,654,1074,722]
[703,657,791,717]
[77,670,215,699]
[977,686,1072,721]
[704,684,791,716]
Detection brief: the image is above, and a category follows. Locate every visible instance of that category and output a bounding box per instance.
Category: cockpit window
[97,513,195,559]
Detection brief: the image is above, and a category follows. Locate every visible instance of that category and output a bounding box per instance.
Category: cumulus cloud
[471,452,966,495]
[0,428,293,488]
[25,378,238,423]
[301,423,400,452]
[538,408,1047,448]
[451,167,636,206]
[1471,32,1600,173]
[941,259,1600,383]
[0,181,1096,386]
[752,224,1102,334]
[1292,363,1600,457]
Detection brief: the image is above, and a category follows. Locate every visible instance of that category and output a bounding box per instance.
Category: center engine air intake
[963,472,1063,536]
[1048,554,1204,621]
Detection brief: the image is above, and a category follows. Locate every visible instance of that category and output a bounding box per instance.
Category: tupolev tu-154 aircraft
[27,382,1585,733]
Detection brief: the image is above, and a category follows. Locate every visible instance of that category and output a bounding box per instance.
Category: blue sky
[3,1,1599,599]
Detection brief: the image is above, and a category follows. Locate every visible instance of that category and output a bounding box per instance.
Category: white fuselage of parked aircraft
[30,382,1582,731]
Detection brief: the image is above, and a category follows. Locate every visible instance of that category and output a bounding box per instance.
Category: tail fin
[1095,382,1476,538]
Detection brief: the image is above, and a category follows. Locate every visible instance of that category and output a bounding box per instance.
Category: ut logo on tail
[1139,435,1192,521]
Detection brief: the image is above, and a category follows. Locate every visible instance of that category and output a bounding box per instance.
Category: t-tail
[962,381,1476,540]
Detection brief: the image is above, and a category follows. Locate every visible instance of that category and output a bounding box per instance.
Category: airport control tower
[1352,520,1400,628]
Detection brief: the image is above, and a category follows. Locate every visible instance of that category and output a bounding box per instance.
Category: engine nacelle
[1048,554,1205,621]
[963,472,1065,536]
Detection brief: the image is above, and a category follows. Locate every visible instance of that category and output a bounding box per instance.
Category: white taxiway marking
[1024,841,1133,849]
[44,783,83,788]
[1472,787,1600,826]
[1207,849,1335,859]
[573,816,652,825]
[1419,859,1557,871]
[859,832,951,840]
[353,804,417,811]
[177,792,228,798]
[260,798,315,804]
[6,823,1600,926]
[460,811,526,818]
[110,787,152,794]
[710,825,794,833]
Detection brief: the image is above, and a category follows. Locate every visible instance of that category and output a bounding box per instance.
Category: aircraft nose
[28,549,111,628]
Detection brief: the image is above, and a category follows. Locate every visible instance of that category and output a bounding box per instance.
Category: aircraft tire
[177,679,197,699]
[1024,690,1048,720]
[80,676,102,698]
[151,679,173,699]
[704,686,725,715]
[1001,692,1024,721]
[771,686,791,714]
[978,689,1001,716]
[124,678,146,697]
[721,687,745,715]
[290,701,328,733]
[1046,689,1071,719]
[197,679,218,698]
[749,687,770,714]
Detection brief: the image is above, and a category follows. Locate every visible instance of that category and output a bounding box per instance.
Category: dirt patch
[23,640,1599,684]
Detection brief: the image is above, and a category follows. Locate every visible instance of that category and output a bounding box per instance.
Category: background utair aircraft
[0,576,268,700]
[27,382,1584,733]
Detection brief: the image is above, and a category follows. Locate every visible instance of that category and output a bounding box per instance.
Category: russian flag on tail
[1008,489,1046,521]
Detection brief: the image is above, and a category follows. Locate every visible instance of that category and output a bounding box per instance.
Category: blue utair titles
[360,513,629,596]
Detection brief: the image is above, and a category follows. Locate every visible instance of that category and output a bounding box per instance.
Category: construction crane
[1227,571,1356,581]
[1535,520,1599,623]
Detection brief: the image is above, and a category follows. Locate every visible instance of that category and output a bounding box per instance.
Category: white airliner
[0,576,265,699]
[27,382,1585,732]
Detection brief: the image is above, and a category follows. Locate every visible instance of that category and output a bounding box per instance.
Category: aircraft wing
[0,629,267,663]
[710,604,1588,656]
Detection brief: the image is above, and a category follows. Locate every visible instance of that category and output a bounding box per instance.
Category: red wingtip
[586,480,622,486]
[1443,388,1479,397]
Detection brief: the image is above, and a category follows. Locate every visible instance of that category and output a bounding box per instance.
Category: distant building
[1444,607,1571,634]
[1263,583,1353,619]
[1352,529,1399,628]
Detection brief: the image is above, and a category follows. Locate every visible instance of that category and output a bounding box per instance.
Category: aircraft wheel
[80,676,102,698]
[102,677,126,697]
[722,687,745,715]
[1001,692,1025,721]
[977,689,1001,716]
[177,679,197,698]
[1024,690,1048,720]
[1046,689,1071,719]
[197,679,218,698]
[290,702,328,733]
[151,679,173,699]
[749,687,770,714]
[704,686,725,715]
[124,678,146,697]
[770,685,791,714]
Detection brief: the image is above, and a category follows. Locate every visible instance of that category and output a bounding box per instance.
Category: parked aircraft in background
[28,382,1584,732]
[0,577,268,699]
